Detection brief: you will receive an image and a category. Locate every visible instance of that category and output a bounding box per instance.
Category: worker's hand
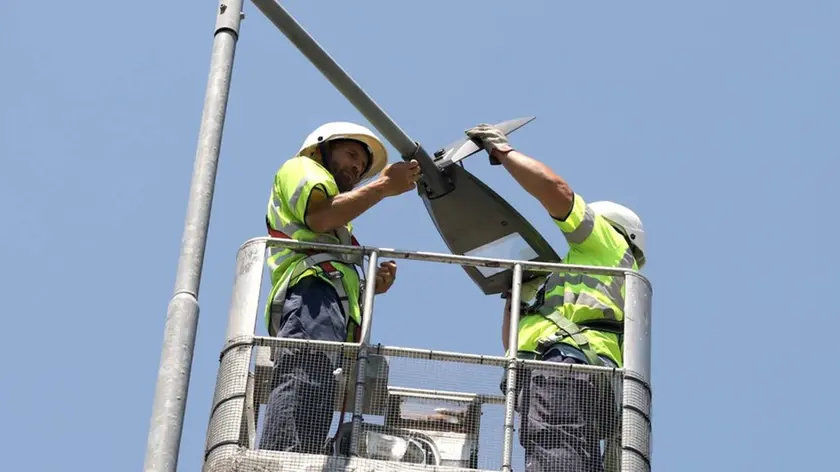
[465,124,513,165]
[378,160,423,196]
[374,260,397,294]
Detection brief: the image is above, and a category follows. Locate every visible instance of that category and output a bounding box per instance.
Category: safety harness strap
[266,222,363,342]
[537,311,605,367]
[526,275,624,366]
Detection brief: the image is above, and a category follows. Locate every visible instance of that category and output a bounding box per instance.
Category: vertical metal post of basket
[203,239,266,470]
[348,249,381,455]
[621,271,654,471]
[501,264,524,471]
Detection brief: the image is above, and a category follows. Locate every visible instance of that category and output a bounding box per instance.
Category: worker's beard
[332,168,355,193]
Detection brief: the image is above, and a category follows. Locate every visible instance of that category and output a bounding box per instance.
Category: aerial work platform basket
[201,237,653,472]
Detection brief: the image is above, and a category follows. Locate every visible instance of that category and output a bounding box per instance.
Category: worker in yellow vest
[260,122,422,454]
[466,123,647,472]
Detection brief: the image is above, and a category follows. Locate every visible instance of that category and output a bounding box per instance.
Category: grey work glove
[465,123,513,165]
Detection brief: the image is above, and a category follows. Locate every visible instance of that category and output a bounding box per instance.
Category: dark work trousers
[259,276,348,454]
[518,346,616,472]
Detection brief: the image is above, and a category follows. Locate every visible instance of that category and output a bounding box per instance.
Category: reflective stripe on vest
[536,247,635,320]
[527,246,636,366]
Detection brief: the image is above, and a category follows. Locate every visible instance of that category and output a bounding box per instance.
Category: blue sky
[2,0,838,470]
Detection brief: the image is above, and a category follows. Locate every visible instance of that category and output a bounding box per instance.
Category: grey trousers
[259,276,348,454]
[518,345,618,472]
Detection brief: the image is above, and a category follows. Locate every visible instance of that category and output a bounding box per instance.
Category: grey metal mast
[143,2,243,471]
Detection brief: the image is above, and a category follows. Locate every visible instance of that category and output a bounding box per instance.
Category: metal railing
[202,236,653,472]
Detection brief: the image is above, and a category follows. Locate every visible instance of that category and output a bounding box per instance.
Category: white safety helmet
[297,121,389,184]
[588,201,647,268]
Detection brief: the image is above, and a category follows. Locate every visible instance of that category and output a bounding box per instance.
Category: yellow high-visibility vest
[516,193,639,367]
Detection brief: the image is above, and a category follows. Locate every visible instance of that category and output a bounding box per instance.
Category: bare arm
[305,179,388,233]
[493,149,575,220]
[305,160,421,233]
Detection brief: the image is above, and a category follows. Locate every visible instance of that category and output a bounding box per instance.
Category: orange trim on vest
[266,224,361,248]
